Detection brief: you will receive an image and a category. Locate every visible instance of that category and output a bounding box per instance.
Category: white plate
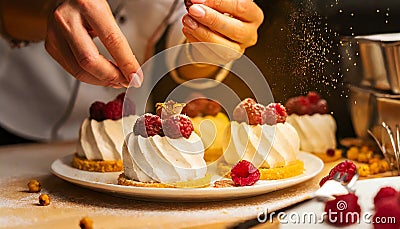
[51,152,323,201]
[280,176,400,228]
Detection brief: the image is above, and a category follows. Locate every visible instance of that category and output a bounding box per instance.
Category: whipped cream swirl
[123,133,207,183]
[77,115,138,160]
[223,121,300,168]
[286,114,336,153]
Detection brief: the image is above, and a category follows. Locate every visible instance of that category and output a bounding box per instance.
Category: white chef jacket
[0,0,187,141]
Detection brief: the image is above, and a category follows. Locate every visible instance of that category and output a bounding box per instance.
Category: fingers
[47,0,142,88]
[182,27,244,65]
[46,12,123,88]
[186,0,263,48]
[77,0,142,86]
[190,0,264,25]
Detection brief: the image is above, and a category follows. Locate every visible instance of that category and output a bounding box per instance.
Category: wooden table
[0,141,339,229]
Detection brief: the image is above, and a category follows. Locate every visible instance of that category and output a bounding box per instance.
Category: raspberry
[324,193,361,226]
[115,92,136,116]
[89,101,106,121]
[103,100,123,120]
[297,96,311,115]
[123,98,136,116]
[162,114,194,139]
[374,187,398,206]
[133,113,163,137]
[373,198,400,229]
[319,176,330,187]
[204,100,221,116]
[315,99,328,114]
[230,160,260,186]
[182,98,208,117]
[115,92,126,102]
[264,103,287,125]
[181,102,200,117]
[285,97,297,115]
[307,91,321,104]
[319,161,357,186]
[326,148,335,157]
[233,98,265,125]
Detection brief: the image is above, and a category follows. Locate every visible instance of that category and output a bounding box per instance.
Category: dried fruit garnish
[156,100,185,119]
[230,160,260,186]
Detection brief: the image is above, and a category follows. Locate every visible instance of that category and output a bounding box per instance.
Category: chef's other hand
[45,0,142,88]
[182,0,264,65]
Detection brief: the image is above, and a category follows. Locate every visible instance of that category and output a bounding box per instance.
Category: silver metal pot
[349,85,400,138]
[350,33,400,94]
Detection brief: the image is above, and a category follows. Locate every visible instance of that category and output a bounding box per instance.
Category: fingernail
[182,27,192,35]
[190,0,206,4]
[189,5,205,18]
[183,16,198,29]
[131,73,142,88]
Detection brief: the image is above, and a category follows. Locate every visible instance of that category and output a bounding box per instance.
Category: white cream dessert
[223,121,299,168]
[122,132,206,184]
[72,93,138,172]
[77,115,138,161]
[285,92,340,162]
[222,99,304,180]
[119,101,209,187]
[286,113,336,153]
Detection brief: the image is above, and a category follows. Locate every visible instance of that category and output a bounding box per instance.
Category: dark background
[246,0,400,141]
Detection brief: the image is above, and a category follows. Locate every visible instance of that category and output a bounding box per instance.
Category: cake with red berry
[181,97,229,162]
[285,92,340,162]
[72,93,139,172]
[118,101,210,188]
[221,98,304,180]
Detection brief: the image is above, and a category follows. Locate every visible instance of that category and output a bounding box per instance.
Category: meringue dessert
[118,101,210,188]
[285,92,341,162]
[222,99,304,180]
[182,97,229,162]
[72,93,139,172]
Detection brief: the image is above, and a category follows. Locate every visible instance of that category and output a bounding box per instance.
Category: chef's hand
[182,0,264,65]
[45,0,142,88]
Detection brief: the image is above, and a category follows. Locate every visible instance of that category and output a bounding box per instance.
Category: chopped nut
[27,180,41,193]
[358,165,370,177]
[79,217,93,229]
[38,194,50,206]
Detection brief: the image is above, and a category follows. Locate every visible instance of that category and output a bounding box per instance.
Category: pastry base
[71,153,123,172]
[117,173,211,188]
[259,160,304,180]
[312,149,342,163]
[218,159,305,180]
